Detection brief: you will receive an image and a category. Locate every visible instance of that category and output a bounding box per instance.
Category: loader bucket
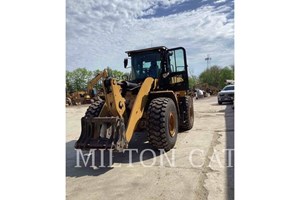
[74,116,127,151]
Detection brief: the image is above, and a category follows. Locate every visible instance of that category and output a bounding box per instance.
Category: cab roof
[125,46,168,55]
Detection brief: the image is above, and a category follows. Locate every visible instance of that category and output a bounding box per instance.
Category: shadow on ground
[225,103,234,200]
[66,131,163,178]
[211,100,234,199]
[211,101,233,106]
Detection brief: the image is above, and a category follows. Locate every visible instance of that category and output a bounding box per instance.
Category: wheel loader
[75,46,194,152]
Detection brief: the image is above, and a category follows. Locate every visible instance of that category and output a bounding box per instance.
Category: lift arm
[125,77,154,142]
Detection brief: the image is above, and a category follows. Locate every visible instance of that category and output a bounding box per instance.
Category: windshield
[223,85,234,91]
[130,51,161,81]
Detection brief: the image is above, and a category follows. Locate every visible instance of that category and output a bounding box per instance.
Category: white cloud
[214,0,227,4]
[67,0,234,75]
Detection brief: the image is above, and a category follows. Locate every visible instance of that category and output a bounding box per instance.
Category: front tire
[218,100,222,105]
[85,100,104,117]
[147,97,178,151]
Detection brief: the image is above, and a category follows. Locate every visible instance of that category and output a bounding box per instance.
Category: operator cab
[124,46,189,92]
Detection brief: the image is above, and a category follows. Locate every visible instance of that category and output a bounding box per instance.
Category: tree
[188,75,198,89]
[66,70,74,93]
[199,66,221,88]
[219,66,234,88]
[66,67,126,93]
[199,65,234,91]
[66,68,93,92]
[106,66,124,80]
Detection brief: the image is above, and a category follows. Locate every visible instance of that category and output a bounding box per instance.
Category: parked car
[218,85,234,105]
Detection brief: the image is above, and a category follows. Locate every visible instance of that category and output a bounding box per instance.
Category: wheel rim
[169,112,176,137]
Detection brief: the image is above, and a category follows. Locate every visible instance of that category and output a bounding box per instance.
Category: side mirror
[124,58,128,68]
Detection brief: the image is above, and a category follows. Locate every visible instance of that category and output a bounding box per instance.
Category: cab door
[166,47,189,91]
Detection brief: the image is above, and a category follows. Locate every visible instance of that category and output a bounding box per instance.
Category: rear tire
[147,97,178,151]
[179,96,194,132]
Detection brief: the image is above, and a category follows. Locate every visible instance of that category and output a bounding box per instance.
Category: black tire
[218,100,222,105]
[85,100,104,117]
[147,97,178,151]
[179,96,194,132]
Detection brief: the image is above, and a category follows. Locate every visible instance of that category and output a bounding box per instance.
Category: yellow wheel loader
[75,46,194,152]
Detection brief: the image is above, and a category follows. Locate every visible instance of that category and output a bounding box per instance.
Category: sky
[66,0,234,76]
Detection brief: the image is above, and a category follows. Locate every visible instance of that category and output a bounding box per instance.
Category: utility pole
[205,54,211,70]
